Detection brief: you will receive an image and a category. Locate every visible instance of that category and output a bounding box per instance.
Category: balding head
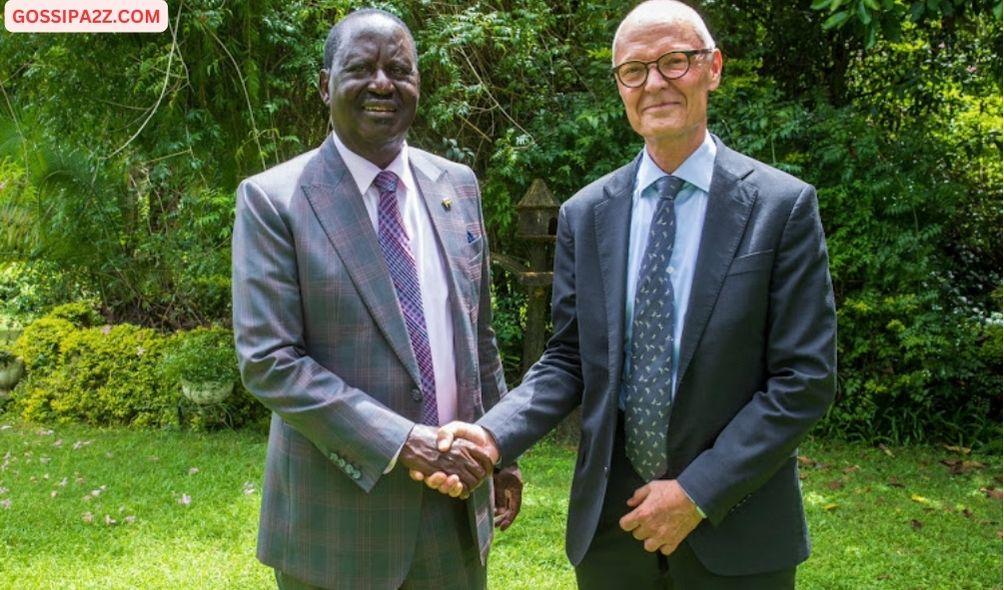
[612,1,715,65]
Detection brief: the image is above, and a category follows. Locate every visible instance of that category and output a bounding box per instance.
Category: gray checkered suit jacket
[232,137,507,589]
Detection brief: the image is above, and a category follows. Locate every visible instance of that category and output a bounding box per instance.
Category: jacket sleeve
[479,204,585,464]
[676,185,837,524]
[231,178,414,493]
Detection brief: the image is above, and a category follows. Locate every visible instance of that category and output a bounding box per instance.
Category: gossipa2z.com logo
[5,0,169,33]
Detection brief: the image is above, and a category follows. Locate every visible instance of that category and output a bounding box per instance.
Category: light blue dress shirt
[621,132,717,406]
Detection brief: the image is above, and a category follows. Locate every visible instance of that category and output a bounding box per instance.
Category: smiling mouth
[643,101,680,112]
[363,105,397,113]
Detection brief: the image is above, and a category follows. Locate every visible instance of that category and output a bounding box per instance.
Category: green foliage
[0,1,998,443]
[43,301,104,328]
[823,293,1001,444]
[14,317,76,373]
[810,0,1001,48]
[9,306,263,428]
[160,327,240,385]
[0,346,16,365]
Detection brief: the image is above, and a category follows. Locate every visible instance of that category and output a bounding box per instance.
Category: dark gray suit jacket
[480,137,836,576]
[232,138,507,588]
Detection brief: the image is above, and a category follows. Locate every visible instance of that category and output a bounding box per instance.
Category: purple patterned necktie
[373,170,439,425]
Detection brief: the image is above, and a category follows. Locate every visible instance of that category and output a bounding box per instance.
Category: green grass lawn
[0,419,999,589]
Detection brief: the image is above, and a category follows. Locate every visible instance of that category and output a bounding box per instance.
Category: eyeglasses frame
[612,48,716,88]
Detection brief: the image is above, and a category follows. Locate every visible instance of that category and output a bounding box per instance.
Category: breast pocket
[726,250,774,277]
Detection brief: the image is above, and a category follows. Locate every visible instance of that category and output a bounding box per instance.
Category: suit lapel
[675,141,757,391]
[410,151,479,422]
[301,140,423,390]
[593,155,641,398]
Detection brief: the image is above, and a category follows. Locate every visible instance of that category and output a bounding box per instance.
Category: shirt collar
[635,131,717,197]
[329,131,415,196]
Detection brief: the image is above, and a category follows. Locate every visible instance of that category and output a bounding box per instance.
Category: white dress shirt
[330,133,458,426]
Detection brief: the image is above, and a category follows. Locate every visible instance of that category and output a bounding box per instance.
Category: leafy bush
[160,327,239,385]
[43,301,103,328]
[8,306,264,429]
[14,317,76,373]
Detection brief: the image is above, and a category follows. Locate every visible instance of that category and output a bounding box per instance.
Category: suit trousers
[574,415,795,590]
[275,486,486,590]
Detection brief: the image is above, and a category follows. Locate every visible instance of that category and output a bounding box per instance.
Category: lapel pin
[441,198,452,211]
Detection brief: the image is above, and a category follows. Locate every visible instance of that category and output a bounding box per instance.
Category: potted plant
[160,329,239,405]
[0,346,24,400]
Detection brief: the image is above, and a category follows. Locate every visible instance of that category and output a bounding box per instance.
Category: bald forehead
[612,1,714,63]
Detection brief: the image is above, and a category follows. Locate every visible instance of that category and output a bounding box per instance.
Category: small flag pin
[441,198,452,211]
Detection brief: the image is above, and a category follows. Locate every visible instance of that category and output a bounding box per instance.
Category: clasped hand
[403,422,523,530]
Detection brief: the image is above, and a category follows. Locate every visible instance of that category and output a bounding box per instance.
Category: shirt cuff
[678,481,707,519]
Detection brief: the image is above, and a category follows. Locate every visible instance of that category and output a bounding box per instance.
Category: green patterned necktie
[624,175,684,481]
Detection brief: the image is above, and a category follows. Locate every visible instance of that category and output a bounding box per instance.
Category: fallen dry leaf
[942,444,971,455]
[887,477,905,488]
[178,493,192,506]
[72,440,92,450]
[188,467,200,476]
[798,455,816,467]
[981,487,1003,501]
[940,459,985,475]
[910,519,923,530]
[842,465,861,474]
[104,514,117,526]
[50,491,57,498]
[823,503,839,511]
[82,512,94,524]
[877,444,895,458]
[0,499,10,509]
[124,515,136,524]
[826,480,845,490]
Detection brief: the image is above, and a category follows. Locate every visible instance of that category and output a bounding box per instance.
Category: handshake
[399,422,522,530]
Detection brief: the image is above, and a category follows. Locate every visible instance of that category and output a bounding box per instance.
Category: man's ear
[318,69,331,104]
[707,49,723,92]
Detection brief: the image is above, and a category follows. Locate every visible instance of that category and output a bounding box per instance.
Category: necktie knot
[374,170,399,195]
[652,175,684,201]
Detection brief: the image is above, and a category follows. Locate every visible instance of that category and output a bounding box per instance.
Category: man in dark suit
[419,1,836,587]
[232,8,520,589]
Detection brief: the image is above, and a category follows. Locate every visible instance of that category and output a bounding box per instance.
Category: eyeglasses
[612,49,715,88]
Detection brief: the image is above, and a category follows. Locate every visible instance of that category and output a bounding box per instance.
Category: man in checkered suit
[232,9,521,589]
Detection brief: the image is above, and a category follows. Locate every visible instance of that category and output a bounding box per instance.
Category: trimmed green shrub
[160,327,239,385]
[43,301,103,328]
[14,317,76,373]
[9,306,265,429]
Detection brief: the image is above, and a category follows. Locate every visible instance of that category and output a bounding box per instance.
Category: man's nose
[642,63,672,91]
[368,68,394,93]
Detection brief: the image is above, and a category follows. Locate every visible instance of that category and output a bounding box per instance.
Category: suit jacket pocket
[726,250,774,276]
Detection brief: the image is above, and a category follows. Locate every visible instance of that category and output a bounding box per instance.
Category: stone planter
[180,379,233,405]
[0,358,24,391]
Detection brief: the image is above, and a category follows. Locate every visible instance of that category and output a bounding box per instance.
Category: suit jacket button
[411,388,422,401]
[603,465,610,478]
